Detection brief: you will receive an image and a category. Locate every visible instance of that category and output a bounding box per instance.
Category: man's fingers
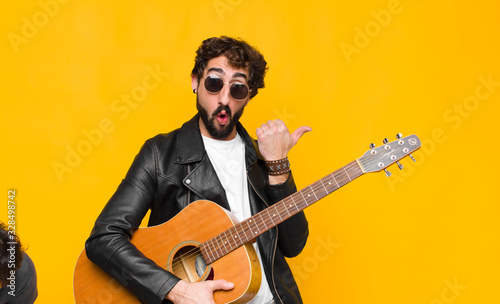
[210,279,235,291]
[256,127,264,139]
[291,126,312,145]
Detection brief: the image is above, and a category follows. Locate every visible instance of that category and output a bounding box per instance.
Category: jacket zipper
[246,172,284,304]
[186,164,191,205]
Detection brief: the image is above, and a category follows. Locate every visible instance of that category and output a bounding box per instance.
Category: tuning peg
[397,133,417,162]
[396,161,404,170]
[369,143,376,149]
[384,169,392,177]
[383,138,389,144]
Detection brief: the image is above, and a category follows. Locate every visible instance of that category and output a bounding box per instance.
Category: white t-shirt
[202,133,274,304]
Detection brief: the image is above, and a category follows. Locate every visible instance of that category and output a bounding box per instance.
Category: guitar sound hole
[171,244,212,282]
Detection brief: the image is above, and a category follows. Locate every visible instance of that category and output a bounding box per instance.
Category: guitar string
[165,154,407,280]
[167,220,256,269]
[167,179,356,280]
[166,163,361,271]
[167,225,251,269]
[169,161,360,264]
[165,163,363,281]
[168,151,410,271]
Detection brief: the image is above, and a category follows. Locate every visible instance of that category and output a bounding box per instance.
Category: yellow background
[1,0,499,303]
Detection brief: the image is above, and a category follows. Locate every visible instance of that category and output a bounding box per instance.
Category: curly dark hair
[0,221,23,284]
[191,36,268,99]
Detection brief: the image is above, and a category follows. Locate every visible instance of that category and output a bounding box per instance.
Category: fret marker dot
[308,194,310,197]
[289,204,292,207]
[273,213,276,216]
[329,182,331,185]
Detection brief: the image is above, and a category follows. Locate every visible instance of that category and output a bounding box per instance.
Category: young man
[86,36,311,304]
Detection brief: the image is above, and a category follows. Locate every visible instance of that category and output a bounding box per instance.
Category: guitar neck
[201,160,364,264]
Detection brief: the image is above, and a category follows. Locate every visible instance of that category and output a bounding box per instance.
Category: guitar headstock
[358,134,421,175]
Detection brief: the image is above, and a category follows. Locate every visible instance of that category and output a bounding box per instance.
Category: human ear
[191,75,199,93]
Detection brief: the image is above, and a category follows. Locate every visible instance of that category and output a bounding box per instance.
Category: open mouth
[216,112,229,125]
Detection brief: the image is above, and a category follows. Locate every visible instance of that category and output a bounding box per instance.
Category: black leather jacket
[85,114,309,304]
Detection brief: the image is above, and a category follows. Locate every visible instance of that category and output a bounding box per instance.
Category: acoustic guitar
[73,134,421,303]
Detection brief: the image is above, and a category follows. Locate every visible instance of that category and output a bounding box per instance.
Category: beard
[196,96,244,140]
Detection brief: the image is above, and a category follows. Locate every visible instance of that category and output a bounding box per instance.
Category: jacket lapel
[238,123,272,212]
[174,115,230,210]
[185,157,230,210]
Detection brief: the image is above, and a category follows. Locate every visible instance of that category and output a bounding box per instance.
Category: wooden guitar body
[74,200,262,304]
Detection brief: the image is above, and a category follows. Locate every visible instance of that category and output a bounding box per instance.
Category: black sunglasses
[203,75,249,100]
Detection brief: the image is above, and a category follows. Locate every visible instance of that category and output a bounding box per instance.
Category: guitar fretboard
[200,160,364,264]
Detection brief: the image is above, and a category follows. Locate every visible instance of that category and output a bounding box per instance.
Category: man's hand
[165,279,234,304]
[256,119,311,184]
[256,120,311,161]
